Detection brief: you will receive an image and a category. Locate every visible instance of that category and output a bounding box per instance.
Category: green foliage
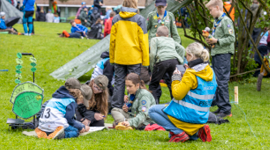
[0,22,270,149]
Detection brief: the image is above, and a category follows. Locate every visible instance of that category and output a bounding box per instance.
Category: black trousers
[111,64,141,108]
[149,59,179,104]
[212,53,232,113]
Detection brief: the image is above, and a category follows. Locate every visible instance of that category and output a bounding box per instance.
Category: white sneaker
[28,33,32,36]
[24,33,28,36]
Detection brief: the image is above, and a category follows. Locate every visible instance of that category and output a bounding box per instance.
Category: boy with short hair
[205,0,235,117]
[149,26,185,104]
[70,20,88,38]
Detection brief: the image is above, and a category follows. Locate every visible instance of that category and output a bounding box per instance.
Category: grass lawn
[0,22,270,149]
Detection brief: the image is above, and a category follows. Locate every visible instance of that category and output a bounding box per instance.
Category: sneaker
[115,122,133,130]
[198,125,212,142]
[35,128,47,139]
[47,126,65,140]
[212,109,220,115]
[169,131,189,142]
[24,33,28,36]
[216,112,232,118]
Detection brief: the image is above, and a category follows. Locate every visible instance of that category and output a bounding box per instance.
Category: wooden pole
[234,86,238,104]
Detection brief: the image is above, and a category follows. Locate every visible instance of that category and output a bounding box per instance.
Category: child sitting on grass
[0,12,18,34]
[112,73,156,130]
[70,19,88,38]
[149,26,185,104]
[35,78,90,139]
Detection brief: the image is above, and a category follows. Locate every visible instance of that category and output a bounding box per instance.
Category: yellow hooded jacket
[168,64,215,135]
[110,7,149,66]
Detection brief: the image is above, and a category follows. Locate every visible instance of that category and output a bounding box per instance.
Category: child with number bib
[35,78,90,139]
[112,73,156,130]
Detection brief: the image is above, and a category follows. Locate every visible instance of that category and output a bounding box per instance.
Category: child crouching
[35,78,91,139]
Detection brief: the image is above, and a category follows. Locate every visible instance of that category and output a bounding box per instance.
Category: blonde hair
[186,42,210,62]
[205,0,223,10]
[122,0,138,9]
[157,26,169,36]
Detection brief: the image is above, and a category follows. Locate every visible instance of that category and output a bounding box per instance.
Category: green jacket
[128,89,156,128]
[150,36,185,71]
[80,11,89,21]
[146,10,181,44]
[211,15,235,56]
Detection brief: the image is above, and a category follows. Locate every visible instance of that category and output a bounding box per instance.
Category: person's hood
[52,86,74,99]
[187,59,214,82]
[250,4,259,11]
[100,51,109,58]
[119,7,137,19]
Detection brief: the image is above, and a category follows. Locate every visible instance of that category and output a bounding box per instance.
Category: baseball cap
[80,84,93,108]
[82,2,86,5]
[155,0,167,6]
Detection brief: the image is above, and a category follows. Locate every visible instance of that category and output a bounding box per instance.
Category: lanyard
[156,10,167,25]
[212,13,226,36]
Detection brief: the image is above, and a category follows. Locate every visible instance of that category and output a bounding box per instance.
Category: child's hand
[122,104,128,113]
[206,37,218,44]
[184,64,189,69]
[173,68,181,75]
[85,126,90,132]
[122,121,130,127]
[124,95,128,103]
[94,113,104,120]
[81,118,91,126]
[80,128,86,133]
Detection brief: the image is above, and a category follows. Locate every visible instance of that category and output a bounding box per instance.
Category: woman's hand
[124,95,128,103]
[184,64,189,69]
[122,121,130,127]
[94,113,104,121]
[122,104,128,113]
[173,68,181,75]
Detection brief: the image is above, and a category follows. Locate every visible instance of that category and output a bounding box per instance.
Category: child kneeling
[35,78,90,139]
[111,73,156,130]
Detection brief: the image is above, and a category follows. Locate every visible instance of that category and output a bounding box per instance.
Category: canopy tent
[0,0,23,23]
[50,0,192,80]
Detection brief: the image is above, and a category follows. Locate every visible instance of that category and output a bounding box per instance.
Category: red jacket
[104,17,113,37]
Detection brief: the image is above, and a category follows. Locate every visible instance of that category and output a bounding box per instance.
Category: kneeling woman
[112,73,156,130]
[149,42,217,142]
[76,75,109,126]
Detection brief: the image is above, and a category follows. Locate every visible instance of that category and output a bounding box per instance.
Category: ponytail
[186,42,210,62]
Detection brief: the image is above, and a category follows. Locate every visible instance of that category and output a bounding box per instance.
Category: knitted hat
[94,75,108,90]
[80,84,92,108]
[65,78,81,89]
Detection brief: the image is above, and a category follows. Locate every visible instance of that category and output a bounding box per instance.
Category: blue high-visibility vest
[163,73,217,124]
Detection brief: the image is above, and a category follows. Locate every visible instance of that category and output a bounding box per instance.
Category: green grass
[0,22,270,149]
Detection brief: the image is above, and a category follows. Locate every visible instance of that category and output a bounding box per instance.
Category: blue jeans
[149,104,198,140]
[64,126,79,138]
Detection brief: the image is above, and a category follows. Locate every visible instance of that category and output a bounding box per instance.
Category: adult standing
[76,2,86,19]
[109,0,149,112]
[147,0,181,103]
[22,0,35,36]
[250,0,264,43]
[93,0,103,12]
[51,1,60,17]
[46,9,54,22]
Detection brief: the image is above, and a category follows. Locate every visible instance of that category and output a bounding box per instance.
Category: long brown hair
[125,73,147,90]
[122,0,138,9]
[68,89,84,104]
[88,80,109,116]
[95,18,103,25]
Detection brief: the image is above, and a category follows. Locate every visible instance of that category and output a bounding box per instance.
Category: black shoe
[212,109,220,115]
[216,112,232,118]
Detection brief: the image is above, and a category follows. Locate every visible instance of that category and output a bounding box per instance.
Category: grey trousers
[111,64,141,108]
[212,53,232,113]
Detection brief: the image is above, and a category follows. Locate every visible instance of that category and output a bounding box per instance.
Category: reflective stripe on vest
[172,99,210,112]
[187,91,215,101]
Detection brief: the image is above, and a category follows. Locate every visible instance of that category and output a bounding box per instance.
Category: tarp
[50,0,193,80]
[0,0,23,23]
